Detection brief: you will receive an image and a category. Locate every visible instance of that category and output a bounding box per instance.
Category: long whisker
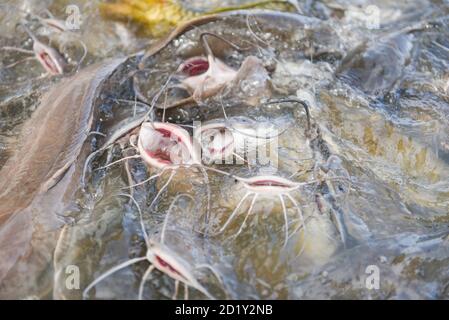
[324,182,353,248]
[122,172,162,190]
[138,265,155,300]
[87,131,107,137]
[194,264,228,300]
[232,194,257,239]
[193,282,215,300]
[41,8,56,19]
[148,169,176,211]
[94,154,141,171]
[117,193,149,244]
[196,73,211,102]
[284,193,307,257]
[197,166,211,232]
[244,15,306,92]
[20,23,40,43]
[309,214,339,243]
[295,177,352,189]
[228,121,287,140]
[200,32,252,58]
[161,193,195,244]
[82,146,112,189]
[124,157,135,199]
[219,88,229,120]
[173,280,180,300]
[288,215,313,241]
[162,88,168,122]
[184,283,189,300]
[163,96,196,109]
[83,256,147,299]
[433,40,449,53]
[133,71,175,126]
[202,165,244,182]
[232,152,248,165]
[279,194,289,249]
[2,56,36,69]
[132,74,151,104]
[124,68,159,85]
[218,90,287,141]
[261,98,311,131]
[1,46,34,54]
[194,264,226,291]
[215,192,252,235]
[245,14,270,46]
[148,73,175,120]
[114,98,151,111]
[288,167,313,179]
[178,124,196,129]
[75,38,87,72]
[200,32,215,60]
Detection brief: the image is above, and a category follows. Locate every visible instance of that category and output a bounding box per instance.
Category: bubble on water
[262,33,271,41]
[174,38,197,56]
[239,79,263,96]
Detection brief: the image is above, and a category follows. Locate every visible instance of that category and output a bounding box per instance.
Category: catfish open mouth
[38,50,63,75]
[154,255,187,280]
[138,122,198,169]
[194,121,235,163]
[208,136,234,155]
[179,56,210,77]
[177,54,237,100]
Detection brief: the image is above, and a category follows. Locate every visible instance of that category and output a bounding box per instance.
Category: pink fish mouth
[38,51,62,75]
[179,57,210,76]
[177,55,237,100]
[208,141,233,155]
[194,123,235,162]
[247,180,291,188]
[155,255,187,280]
[138,122,198,169]
[242,175,299,194]
[144,128,175,165]
[207,127,234,155]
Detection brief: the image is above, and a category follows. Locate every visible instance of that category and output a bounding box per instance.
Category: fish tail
[100,1,199,36]
[100,0,297,37]
[99,3,149,24]
[204,0,298,14]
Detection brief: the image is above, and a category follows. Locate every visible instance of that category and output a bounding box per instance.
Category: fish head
[138,122,200,170]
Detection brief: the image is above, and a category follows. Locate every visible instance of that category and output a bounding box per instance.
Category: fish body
[0,58,126,298]
[337,33,413,95]
[101,0,298,37]
[148,240,214,299]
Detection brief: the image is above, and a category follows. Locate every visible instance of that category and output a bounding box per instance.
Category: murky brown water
[1,0,449,299]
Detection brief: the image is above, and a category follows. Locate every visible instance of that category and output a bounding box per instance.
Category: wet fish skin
[0,58,126,298]
[140,10,321,66]
[336,33,414,96]
[0,58,126,224]
[100,0,299,37]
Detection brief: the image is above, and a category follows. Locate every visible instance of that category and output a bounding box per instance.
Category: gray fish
[337,33,413,95]
[0,58,126,298]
